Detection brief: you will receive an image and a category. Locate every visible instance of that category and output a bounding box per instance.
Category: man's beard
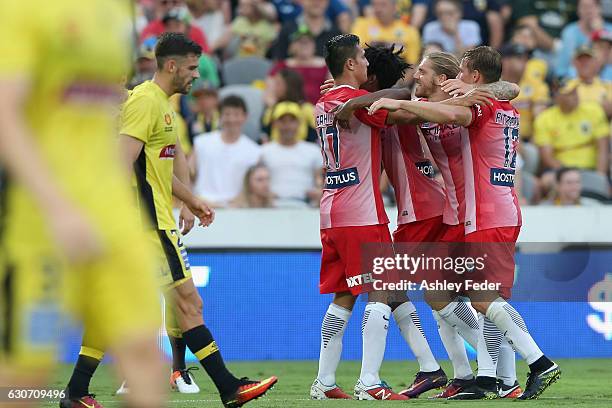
[173,76,192,95]
[414,83,431,98]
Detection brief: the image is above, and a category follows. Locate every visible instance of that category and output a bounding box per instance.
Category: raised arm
[334,87,413,126]
[369,98,473,127]
[441,78,520,100]
[481,81,520,101]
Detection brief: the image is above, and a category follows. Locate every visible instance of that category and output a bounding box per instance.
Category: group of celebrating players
[310,34,561,401]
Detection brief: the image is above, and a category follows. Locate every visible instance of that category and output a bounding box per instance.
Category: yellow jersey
[523,58,548,83]
[0,0,139,252]
[0,0,162,360]
[351,17,421,65]
[511,77,550,140]
[566,77,612,106]
[120,81,178,230]
[534,102,610,170]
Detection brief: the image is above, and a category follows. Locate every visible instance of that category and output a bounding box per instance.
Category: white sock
[485,298,543,365]
[317,303,352,386]
[432,310,473,380]
[437,297,479,348]
[476,313,501,378]
[359,302,391,386]
[497,338,517,386]
[393,302,440,372]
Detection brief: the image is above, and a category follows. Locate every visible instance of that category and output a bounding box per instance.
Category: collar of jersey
[146,80,170,100]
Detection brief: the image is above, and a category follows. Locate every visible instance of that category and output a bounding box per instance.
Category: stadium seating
[580,170,610,201]
[222,56,272,86]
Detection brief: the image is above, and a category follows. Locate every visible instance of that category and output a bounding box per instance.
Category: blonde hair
[424,52,461,80]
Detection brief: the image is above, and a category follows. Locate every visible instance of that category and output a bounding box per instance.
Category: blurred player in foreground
[62,32,277,408]
[0,1,165,407]
[369,46,561,400]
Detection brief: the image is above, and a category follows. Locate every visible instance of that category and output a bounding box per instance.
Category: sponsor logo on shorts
[325,167,360,189]
[490,167,515,187]
[159,144,176,159]
[415,160,435,178]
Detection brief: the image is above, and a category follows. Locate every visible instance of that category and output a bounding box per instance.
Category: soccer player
[310,35,409,401]
[63,143,201,405]
[370,46,561,400]
[63,33,277,408]
[0,1,165,408]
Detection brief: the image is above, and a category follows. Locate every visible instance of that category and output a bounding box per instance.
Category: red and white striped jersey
[419,118,467,226]
[315,85,389,229]
[381,124,445,225]
[463,99,522,233]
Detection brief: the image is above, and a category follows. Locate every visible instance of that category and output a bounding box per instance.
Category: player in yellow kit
[63,33,277,408]
[0,1,165,408]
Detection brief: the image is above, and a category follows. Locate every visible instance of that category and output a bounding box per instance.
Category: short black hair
[462,46,502,83]
[155,32,202,70]
[325,34,361,78]
[364,44,411,89]
[219,95,248,113]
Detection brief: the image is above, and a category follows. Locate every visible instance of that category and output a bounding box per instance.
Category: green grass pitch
[42,359,612,407]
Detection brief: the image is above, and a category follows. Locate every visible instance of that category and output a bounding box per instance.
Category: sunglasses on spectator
[160,0,180,6]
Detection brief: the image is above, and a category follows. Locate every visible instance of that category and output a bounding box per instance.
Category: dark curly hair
[364,44,412,89]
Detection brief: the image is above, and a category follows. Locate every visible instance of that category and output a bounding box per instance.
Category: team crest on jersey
[165,113,172,125]
[159,144,176,159]
[580,121,592,135]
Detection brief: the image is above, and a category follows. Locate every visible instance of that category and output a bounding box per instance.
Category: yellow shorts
[0,179,161,369]
[151,229,192,290]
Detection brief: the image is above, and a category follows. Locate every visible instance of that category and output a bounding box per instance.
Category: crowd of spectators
[129,0,612,208]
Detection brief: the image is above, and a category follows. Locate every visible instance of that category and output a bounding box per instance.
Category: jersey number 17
[318,125,341,170]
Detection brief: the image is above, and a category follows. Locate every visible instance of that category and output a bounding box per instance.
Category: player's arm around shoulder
[369,98,473,127]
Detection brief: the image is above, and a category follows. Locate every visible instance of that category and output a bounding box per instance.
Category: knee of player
[367,290,390,304]
[470,301,490,315]
[333,291,357,310]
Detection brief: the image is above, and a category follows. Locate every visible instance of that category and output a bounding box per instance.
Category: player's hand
[441,79,476,96]
[320,79,335,95]
[47,203,103,264]
[368,98,401,115]
[186,196,215,227]
[331,102,352,129]
[179,205,196,235]
[452,88,495,107]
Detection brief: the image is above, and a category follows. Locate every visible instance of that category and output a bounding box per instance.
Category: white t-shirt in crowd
[261,141,322,204]
[192,11,226,47]
[193,130,261,205]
